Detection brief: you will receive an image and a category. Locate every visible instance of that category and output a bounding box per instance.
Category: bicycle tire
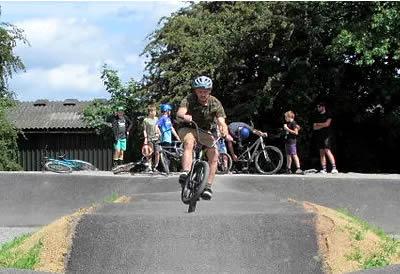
[73,160,97,171]
[112,162,135,174]
[188,201,197,213]
[254,146,283,174]
[44,161,73,173]
[159,151,170,174]
[181,160,209,205]
[216,152,232,174]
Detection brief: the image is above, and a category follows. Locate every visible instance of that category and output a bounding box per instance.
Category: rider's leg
[324,148,337,172]
[319,149,327,172]
[181,137,195,172]
[286,155,292,172]
[206,147,219,187]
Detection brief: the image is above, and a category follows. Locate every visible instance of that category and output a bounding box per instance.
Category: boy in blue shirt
[157,104,180,146]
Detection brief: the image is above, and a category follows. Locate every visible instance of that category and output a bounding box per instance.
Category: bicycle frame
[236,136,266,163]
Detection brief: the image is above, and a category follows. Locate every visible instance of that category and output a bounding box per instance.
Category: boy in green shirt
[143,104,161,172]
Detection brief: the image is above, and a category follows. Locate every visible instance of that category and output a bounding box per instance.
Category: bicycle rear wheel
[217,152,232,174]
[159,151,170,174]
[181,160,209,205]
[45,161,73,173]
[112,162,135,174]
[254,146,283,174]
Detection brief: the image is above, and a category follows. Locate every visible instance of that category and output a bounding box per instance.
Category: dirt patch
[113,195,132,203]
[302,201,400,273]
[13,206,95,273]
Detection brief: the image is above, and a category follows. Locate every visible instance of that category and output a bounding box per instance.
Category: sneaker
[295,168,303,174]
[285,168,292,174]
[201,187,213,200]
[319,169,327,174]
[331,168,339,174]
[179,174,188,188]
[144,167,153,173]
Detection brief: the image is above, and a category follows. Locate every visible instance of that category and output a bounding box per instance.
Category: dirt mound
[303,201,400,273]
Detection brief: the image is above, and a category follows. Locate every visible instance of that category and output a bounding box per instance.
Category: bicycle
[111,157,151,174]
[42,147,97,173]
[232,133,283,174]
[216,139,232,174]
[179,121,222,213]
[158,141,184,175]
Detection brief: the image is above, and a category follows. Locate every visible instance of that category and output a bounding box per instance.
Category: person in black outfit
[312,101,338,173]
[110,106,132,167]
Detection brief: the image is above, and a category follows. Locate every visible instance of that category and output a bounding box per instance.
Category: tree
[83,64,151,161]
[140,1,400,172]
[0,8,27,170]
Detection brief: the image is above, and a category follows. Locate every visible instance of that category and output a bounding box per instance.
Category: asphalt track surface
[0,172,399,273]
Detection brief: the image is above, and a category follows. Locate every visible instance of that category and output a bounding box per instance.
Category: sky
[0,1,188,101]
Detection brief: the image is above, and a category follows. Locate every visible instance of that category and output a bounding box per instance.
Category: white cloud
[2,1,188,101]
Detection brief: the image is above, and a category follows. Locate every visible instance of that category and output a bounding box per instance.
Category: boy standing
[157,103,180,146]
[283,111,302,174]
[111,106,132,167]
[143,104,161,171]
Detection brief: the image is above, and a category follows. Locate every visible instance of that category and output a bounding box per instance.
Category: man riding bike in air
[176,76,233,200]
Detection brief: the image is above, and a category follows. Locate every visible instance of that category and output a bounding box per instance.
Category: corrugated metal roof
[7,100,94,130]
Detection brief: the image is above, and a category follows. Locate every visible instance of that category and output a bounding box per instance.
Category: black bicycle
[233,133,283,174]
[111,157,151,174]
[158,141,184,175]
[179,121,219,213]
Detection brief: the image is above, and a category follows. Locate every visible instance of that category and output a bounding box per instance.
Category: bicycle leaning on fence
[231,132,283,174]
[41,147,97,173]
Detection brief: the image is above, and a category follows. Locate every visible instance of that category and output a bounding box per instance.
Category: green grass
[338,208,400,270]
[337,208,387,240]
[0,233,42,269]
[103,192,119,203]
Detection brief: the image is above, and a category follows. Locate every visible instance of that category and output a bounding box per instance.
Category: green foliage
[103,192,119,203]
[0,98,22,171]
[83,65,151,161]
[0,7,28,97]
[0,233,42,270]
[140,1,400,172]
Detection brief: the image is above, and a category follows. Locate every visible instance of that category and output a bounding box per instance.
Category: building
[7,99,113,171]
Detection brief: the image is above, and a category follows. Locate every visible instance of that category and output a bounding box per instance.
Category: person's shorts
[149,140,161,152]
[178,127,215,149]
[317,135,332,149]
[285,143,297,156]
[114,138,127,151]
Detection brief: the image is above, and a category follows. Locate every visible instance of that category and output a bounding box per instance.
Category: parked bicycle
[180,121,221,213]
[232,133,283,174]
[42,147,97,173]
[158,141,184,175]
[112,144,155,174]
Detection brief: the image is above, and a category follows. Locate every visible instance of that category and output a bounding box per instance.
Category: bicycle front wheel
[217,152,232,174]
[181,160,209,204]
[45,161,73,173]
[255,146,283,174]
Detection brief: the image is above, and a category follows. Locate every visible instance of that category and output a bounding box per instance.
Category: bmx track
[0,172,399,273]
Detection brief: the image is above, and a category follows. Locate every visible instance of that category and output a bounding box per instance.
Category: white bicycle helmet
[192,76,213,89]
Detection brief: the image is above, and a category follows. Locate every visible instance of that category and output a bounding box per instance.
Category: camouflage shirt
[179,93,226,130]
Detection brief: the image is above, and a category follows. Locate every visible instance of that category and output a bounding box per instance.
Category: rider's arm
[125,115,133,135]
[313,118,331,130]
[253,128,267,137]
[143,121,148,144]
[177,106,192,122]
[172,127,181,141]
[216,116,230,139]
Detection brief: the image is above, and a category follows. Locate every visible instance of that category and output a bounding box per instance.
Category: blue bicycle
[42,148,97,173]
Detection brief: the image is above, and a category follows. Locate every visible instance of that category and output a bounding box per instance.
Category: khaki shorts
[178,127,215,148]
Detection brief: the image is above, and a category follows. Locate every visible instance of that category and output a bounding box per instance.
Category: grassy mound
[303,202,400,273]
